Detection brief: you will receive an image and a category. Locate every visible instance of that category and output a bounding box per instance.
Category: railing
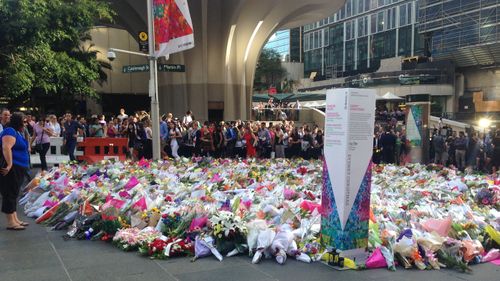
[251,107,325,127]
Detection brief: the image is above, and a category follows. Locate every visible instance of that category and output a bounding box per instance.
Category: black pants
[0,165,27,214]
[37,142,50,170]
[65,138,77,161]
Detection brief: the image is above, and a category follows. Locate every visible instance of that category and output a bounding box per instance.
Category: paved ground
[0,212,498,281]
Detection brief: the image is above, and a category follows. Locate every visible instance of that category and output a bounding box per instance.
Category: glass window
[371,14,377,34]
[346,21,352,40]
[408,2,413,24]
[400,4,407,26]
[345,40,355,71]
[398,26,411,56]
[357,36,368,71]
[358,0,364,14]
[323,28,329,46]
[358,17,366,37]
[388,7,396,29]
[377,11,385,32]
[346,0,352,18]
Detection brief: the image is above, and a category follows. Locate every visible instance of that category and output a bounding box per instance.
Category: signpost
[122,64,186,73]
[138,31,149,52]
[321,88,376,261]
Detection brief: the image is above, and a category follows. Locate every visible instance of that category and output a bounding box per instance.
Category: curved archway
[110,0,346,120]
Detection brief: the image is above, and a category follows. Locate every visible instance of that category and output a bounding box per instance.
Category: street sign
[122,64,186,73]
[158,64,185,72]
[122,64,149,73]
[138,31,149,52]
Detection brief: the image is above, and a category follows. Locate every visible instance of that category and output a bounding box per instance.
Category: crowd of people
[430,128,500,174]
[253,98,301,121]
[2,106,499,175]
[372,120,500,175]
[0,107,325,168]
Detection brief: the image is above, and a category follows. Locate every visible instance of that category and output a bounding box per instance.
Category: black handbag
[0,145,5,168]
[34,125,45,154]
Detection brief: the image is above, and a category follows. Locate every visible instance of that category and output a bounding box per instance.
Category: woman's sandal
[6,225,26,231]
[19,221,29,226]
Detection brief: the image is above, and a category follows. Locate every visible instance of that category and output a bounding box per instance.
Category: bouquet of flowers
[474,186,499,206]
[160,212,182,237]
[113,228,142,251]
[140,236,194,259]
[210,211,247,255]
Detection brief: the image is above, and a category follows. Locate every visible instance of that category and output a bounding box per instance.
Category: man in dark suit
[379,126,397,164]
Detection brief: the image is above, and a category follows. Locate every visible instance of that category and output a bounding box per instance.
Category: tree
[253,48,287,92]
[0,0,114,104]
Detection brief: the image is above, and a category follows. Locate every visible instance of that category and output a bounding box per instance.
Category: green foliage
[0,0,114,100]
[253,48,287,92]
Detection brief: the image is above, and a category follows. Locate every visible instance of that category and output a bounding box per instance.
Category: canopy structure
[252,92,327,103]
[252,91,405,108]
[382,92,405,100]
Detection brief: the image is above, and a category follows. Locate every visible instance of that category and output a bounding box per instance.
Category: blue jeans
[66,138,77,161]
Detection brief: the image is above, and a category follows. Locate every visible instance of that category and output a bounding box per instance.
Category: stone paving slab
[0,209,498,281]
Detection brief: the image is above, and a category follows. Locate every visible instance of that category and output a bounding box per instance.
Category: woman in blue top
[0,112,30,230]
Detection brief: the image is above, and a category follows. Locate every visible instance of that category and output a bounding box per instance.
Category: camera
[107,50,116,61]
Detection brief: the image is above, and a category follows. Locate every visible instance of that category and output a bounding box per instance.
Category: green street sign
[158,64,185,72]
[122,64,185,73]
[122,64,149,73]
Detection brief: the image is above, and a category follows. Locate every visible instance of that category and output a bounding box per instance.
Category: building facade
[300,0,500,123]
[264,28,303,63]
[419,0,500,68]
[303,0,422,78]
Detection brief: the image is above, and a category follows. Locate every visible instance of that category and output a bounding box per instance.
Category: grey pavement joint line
[248,263,279,281]
[153,260,181,281]
[48,239,74,281]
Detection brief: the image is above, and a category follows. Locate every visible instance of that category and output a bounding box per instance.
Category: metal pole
[147,0,161,160]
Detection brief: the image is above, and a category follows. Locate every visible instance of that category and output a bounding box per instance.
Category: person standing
[243,126,257,158]
[379,127,397,164]
[257,122,271,158]
[117,108,128,123]
[492,129,500,175]
[274,125,285,158]
[160,115,169,158]
[169,122,182,160]
[48,115,61,137]
[142,119,153,159]
[213,125,224,158]
[31,116,53,171]
[432,130,446,165]
[63,113,82,162]
[182,110,193,127]
[0,108,11,133]
[126,117,139,160]
[454,131,467,171]
[1,112,30,230]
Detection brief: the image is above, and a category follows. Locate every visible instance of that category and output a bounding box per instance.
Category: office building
[303,0,421,78]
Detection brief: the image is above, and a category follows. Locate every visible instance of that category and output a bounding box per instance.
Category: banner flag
[153,0,194,58]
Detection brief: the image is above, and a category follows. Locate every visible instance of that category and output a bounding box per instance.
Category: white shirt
[117,114,128,122]
[145,127,153,139]
[48,122,61,137]
[182,115,193,125]
[170,128,180,145]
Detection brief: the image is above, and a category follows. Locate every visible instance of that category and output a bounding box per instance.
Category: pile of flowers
[19,158,500,271]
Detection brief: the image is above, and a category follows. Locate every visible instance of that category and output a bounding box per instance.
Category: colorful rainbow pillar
[321,88,376,258]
